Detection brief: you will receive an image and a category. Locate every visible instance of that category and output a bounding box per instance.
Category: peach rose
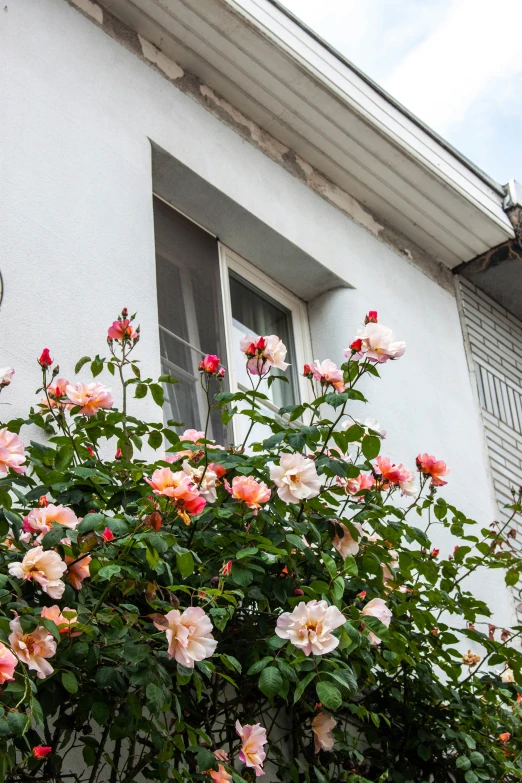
[332,521,365,558]
[416,453,449,487]
[276,600,345,656]
[9,617,56,679]
[145,468,206,519]
[41,605,81,636]
[235,721,268,777]
[310,359,346,393]
[23,504,80,541]
[153,607,217,668]
[361,597,392,645]
[8,547,66,599]
[312,712,337,753]
[65,382,113,417]
[40,377,72,410]
[0,428,26,475]
[66,555,91,590]
[224,475,271,514]
[207,765,232,782]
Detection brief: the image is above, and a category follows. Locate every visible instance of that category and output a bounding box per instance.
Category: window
[153,197,312,444]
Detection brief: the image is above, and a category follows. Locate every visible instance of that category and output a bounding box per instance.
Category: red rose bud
[349,339,363,352]
[303,364,313,378]
[86,446,95,458]
[32,746,52,759]
[115,448,122,460]
[364,311,378,324]
[122,308,128,317]
[38,495,49,508]
[430,548,440,558]
[202,354,220,374]
[38,349,53,367]
[102,527,114,542]
[217,367,226,380]
[356,590,367,599]
[221,560,233,577]
[293,588,304,596]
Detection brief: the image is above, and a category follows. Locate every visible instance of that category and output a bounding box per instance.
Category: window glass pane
[153,197,228,445]
[229,273,298,409]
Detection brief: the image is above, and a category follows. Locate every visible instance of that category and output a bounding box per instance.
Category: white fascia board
[102,0,515,266]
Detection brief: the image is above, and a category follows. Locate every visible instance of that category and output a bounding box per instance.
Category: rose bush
[0,309,521,782]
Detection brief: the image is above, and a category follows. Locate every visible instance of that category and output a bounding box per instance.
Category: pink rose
[0,429,26,475]
[9,617,56,679]
[416,453,449,487]
[276,600,345,656]
[65,382,113,417]
[153,606,217,668]
[235,721,268,777]
[361,597,392,645]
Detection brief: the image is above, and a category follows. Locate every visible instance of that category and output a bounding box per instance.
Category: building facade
[2,0,522,637]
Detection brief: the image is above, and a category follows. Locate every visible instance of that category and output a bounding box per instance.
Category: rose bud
[349,338,363,352]
[115,448,122,460]
[32,746,52,759]
[38,349,53,368]
[364,311,378,324]
[38,495,49,508]
[221,560,233,577]
[293,588,304,596]
[102,527,115,542]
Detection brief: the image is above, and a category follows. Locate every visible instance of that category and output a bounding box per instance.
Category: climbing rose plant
[0,310,521,783]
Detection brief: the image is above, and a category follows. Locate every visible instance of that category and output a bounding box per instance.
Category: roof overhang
[101,0,515,268]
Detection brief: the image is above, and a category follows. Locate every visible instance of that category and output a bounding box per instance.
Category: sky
[279,0,522,187]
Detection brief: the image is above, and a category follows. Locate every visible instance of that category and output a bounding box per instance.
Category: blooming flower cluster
[0,309,515,783]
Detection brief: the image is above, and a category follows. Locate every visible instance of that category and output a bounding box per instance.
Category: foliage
[0,311,521,783]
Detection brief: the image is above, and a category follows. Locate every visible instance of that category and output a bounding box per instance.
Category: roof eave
[101,0,516,268]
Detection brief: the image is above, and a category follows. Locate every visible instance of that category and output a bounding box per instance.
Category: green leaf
[41,525,68,550]
[148,430,163,450]
[316,681,342,710]
[237,547,259,560]
[247,658,272,676]
[75,356,91,374]
[362,435,381,460]
[417,744,431,761]
[196,747,218,772]
[464,772,478,783]
[62,670,79,694]
[294,672,317,703]
[325,392,348,409]
[55,443,74,470]
[91,701,110,725]
[150,384,165,407]
[176,552,194,578]
[506,569,519,586]
[97,564,121,581]
[78,513,106,534]
[322,552,337,579]
[344,555,358,576]
[158,374,178,384]
[258,667,283,701]
[135,384,148,399]
[469,752,485,767]
[7,712,29,736]
[146,683,164,714]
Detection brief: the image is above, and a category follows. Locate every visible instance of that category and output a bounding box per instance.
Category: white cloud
[384,0,522,134]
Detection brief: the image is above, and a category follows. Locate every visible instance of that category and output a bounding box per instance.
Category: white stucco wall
[1,0,514,629]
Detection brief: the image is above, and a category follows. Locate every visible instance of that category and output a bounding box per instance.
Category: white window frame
[219,244,313,440]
